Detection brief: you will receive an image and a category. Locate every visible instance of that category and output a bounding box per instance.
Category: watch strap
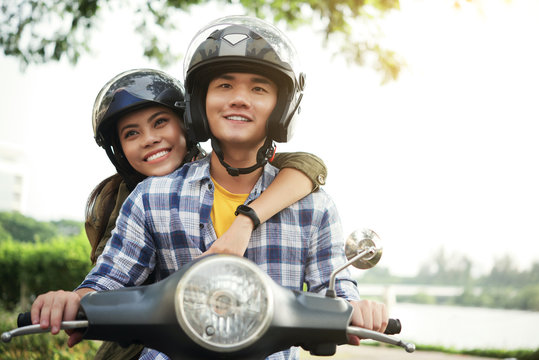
[234,204,260,230]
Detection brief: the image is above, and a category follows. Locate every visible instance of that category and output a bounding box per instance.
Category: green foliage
[0,223,11,241]
[398,292,437,305]
[0,306,99,359]
[357,246,539,311]
[414,344,539,359]
[509,285,539,312]
[414,247,474,286]
[0,231,93,310]
[0,212,57,243]
[0,0,402,82]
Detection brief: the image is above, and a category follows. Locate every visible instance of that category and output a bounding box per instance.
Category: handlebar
[348,325,415,353]
[384,318,401,335]
[15,312,402,335]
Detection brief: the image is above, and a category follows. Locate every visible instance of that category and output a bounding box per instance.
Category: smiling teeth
[146,150,169,161]
[227,116,249,122]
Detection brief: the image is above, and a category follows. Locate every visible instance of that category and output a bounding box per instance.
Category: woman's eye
[124,130,138,139]
[154,118,169,127]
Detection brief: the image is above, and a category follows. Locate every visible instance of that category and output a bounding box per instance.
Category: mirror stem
[326,247,376,298]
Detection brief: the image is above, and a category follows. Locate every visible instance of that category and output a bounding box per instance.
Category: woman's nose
[142,131,161,146]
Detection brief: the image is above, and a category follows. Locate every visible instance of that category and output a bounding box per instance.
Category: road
[300,345,501,360]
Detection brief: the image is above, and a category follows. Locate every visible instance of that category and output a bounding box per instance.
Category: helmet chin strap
[211,137,275,176]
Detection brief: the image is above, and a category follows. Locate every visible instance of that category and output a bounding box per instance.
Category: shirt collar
[184,154,279,200]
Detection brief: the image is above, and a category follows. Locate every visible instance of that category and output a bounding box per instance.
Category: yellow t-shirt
[211,178,249,238]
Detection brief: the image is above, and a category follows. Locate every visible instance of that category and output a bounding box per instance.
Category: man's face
[206,72,277,149]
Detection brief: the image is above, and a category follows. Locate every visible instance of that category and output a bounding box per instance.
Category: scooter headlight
[175,255,274,352]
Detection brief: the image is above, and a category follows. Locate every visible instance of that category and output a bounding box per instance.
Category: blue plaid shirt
[79,156,360,360]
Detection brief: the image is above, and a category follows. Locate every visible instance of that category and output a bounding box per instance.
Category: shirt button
[208,183,213,190]
[199,223,204,229]
[317,174,326,185]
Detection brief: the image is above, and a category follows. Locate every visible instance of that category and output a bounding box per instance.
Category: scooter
[2,229,415,359]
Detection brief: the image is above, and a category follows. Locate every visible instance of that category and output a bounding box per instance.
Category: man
[51,16,387,359]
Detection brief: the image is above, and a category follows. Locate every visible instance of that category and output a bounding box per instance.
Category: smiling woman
[117,106,188,177]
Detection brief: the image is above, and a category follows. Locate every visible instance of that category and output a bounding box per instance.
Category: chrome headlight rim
[174,255,274,353]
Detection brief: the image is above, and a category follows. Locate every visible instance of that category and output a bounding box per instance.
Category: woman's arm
[270,151,327,192]
[205,152,327,256]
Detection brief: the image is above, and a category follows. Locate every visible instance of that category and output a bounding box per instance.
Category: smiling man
[75,16,388,360]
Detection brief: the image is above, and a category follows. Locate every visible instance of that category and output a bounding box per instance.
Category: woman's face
[117,105,187,177]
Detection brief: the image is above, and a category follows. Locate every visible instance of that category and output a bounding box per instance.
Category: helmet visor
[92,69,184,144]
[183,16,301,82]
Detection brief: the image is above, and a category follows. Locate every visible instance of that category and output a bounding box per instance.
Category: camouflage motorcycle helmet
[92,69,198,189]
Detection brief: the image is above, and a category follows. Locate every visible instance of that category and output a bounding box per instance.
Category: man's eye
[253,86,268,93]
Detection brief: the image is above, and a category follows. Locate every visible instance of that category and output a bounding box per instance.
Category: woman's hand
[30,288,94,347]
[203,214,254,256]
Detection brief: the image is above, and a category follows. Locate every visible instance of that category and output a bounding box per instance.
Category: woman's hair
[85,173,123,264]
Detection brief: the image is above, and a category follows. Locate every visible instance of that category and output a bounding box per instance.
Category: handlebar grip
[384,318,401,335]
[17,312,32,327]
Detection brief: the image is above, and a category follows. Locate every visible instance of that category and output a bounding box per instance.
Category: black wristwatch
[235,204,260,230]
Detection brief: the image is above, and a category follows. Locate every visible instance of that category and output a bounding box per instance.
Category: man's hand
[30,288,94,347]
[202,214,253,256]
[348,299,388,345]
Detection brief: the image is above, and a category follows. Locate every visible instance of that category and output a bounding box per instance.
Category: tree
[1,0,402,83]
[415,246,474,285]
[0,211,56,243]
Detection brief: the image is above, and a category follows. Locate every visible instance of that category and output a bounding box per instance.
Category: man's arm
[80,184,155,291]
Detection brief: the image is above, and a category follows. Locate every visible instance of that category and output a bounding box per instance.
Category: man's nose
[229,87,251,108]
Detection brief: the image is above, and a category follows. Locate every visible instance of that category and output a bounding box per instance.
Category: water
[390,303,539,350]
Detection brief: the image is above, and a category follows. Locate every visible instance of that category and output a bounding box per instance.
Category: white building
[0,142,28,213]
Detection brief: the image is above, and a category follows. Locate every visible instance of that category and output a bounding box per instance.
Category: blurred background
[1,0,538,358]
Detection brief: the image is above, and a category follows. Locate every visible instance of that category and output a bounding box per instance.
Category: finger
[50,293,67,334]
[31,295,45,326]
[379,303,389,333]
[38,294,53,330]
[64,293,80,322]
[347,334,361,346]
[372,303,384,332]
[362,301,373,330]
[68,331,84,347]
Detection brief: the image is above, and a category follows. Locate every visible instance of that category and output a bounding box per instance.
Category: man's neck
[210,151,264,194]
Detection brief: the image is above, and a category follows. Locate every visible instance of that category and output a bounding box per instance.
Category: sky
[1,0,538,277]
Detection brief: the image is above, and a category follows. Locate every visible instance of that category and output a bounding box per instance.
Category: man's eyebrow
[216,73,273,85]
[251,76,273,85]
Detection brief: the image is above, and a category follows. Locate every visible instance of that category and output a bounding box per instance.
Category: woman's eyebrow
[147,111,169,123]
[118,123,138,135]
[118,110,169,134]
